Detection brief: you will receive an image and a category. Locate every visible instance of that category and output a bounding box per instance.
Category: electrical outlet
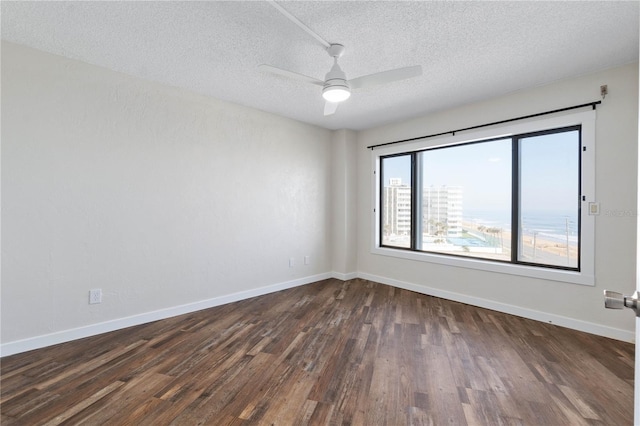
[289,257,295,268]
[89,289,102,304]
[304,255,310,265]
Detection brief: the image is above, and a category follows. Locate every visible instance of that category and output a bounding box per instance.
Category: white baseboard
[0,272,333,358]
[358,272,635,343]
[332,271,358,281]
[3,271,633,357]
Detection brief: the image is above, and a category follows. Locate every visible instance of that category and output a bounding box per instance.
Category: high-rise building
[383,179,411,236]
[383,179,463,238]
[422,185,463,237]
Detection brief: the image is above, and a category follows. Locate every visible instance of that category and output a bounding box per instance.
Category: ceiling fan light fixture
[322,84,351,102]
[322,87,351,102]
[323,58,350,103]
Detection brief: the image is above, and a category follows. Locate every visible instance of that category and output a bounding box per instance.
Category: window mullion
[511,137,519,263]
[411,152,419,250]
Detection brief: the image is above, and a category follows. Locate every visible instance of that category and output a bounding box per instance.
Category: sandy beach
[384,221,579,267]
[461,221,578,265]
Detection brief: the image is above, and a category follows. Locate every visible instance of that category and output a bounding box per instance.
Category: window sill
[371,246,595,286]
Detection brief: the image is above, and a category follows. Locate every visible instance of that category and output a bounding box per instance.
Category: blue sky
[382,130,580,214]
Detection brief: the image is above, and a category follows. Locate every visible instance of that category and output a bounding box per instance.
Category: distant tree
[485,227,501,246]
[435,221,448,237]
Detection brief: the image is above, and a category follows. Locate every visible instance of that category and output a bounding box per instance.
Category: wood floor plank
[41,380,126,426]
[1,278,634,425]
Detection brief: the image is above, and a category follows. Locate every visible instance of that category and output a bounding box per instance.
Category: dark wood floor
[0,278,634,425]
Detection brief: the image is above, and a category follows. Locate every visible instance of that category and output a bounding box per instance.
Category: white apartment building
[383,179,463,238]
[422,185,463,237]
[383,178,412,236]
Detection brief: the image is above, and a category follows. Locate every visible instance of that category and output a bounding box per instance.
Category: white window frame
[371,110,596,286]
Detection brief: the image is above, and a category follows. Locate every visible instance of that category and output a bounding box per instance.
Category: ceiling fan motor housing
[322,43,351,102]
[323,61,351,102]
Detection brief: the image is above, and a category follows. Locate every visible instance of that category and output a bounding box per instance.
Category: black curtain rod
[367,100,602,150]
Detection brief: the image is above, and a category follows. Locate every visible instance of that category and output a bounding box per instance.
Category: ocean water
[463,209,579,244]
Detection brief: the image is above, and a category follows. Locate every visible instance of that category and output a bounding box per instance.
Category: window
[373,111,595,285]
[517,129,580,269]
[417,138,512,262]
[381,155,412,248]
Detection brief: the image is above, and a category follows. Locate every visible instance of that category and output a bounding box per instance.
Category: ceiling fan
[260,1,423,116]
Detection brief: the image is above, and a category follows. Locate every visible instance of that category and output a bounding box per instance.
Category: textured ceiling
[2,1,638,131]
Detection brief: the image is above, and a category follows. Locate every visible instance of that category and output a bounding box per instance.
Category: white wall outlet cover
[89,289,102,304]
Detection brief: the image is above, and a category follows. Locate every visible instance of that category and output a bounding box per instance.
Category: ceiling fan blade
[349,65,423,90]
[258,64,324,86]
[324,101,339,116]
[266,0,331,49]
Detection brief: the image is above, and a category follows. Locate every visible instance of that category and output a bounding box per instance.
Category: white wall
[331,129,358,279]
[1,42,333,354]
[357,63,639,341]
[2,40,637,356]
